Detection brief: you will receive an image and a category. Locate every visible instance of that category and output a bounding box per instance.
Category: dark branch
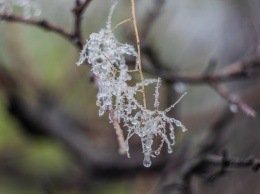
[162,153,260,194]
[0,1,93,50]
[140,55,260,84]
[72,0,93,48]
[160,108,235,194]
[183,153,260,183]
[0,14,76,47]
[211,83,256,117]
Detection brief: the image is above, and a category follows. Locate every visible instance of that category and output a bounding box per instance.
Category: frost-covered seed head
[76,4,187,167]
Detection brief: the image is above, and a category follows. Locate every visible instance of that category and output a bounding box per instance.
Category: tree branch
[140,0,165,40]
[161,152,260,194]
[160,108,235,194]
[0,14,75,46]
[140,55,260,84]
[211,82,256,117]
[181,152,260,184]
[72,0,93,48]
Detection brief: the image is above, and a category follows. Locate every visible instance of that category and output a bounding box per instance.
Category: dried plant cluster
[77,3,187,167]
[0,0,41,18]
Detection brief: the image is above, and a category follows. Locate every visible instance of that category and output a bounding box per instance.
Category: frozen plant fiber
[76,4,187,167]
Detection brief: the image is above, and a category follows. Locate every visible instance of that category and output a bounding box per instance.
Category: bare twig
[0,1,93,49]
[162,152,260,194]
[108,110,127,155]
[0,14,74,45]
[164,92,187,113]
[72,0,93,47]
[182,153,260,184]
[206,154,260,173]
[111,17,133,33]
[160,108,235,194]
[212,83,256,117]
[141,55,260,84]
[142,50,258,117]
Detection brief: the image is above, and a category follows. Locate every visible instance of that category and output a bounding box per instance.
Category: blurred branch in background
[162,152,260,194]
[0,0,260,194]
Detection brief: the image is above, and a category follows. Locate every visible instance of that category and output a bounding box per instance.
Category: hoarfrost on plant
[76,4,187,167]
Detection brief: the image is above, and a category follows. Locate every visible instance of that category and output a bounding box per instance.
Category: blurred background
[0,0,260,193]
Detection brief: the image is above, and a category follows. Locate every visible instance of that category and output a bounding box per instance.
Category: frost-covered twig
[76,2,187,167]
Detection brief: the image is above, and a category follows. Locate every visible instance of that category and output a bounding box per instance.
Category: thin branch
[212,82,256,117]
[160,108,235,194]
[141,56,260,84]
[139,37,260,84]
[131,0,147,109]
[0,1,93,49]
[182,153,260,183]
[162,152,260,194]
[0,14,80,48]
[111,17,133,33]
[72,0,93,47]
[206,154,260,172]
[164,92,187,113]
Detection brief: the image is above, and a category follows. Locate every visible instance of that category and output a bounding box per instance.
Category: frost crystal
[173,82,187,93]
[76,5,187,167]
[0,0,41,18]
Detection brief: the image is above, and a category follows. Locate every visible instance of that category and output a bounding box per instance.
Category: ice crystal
[0,0,41,18]
[173,82,187,93]
[76,9,139,122]
[76,4,187,167]
[122,80,187,166]
[229,104,238,113]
